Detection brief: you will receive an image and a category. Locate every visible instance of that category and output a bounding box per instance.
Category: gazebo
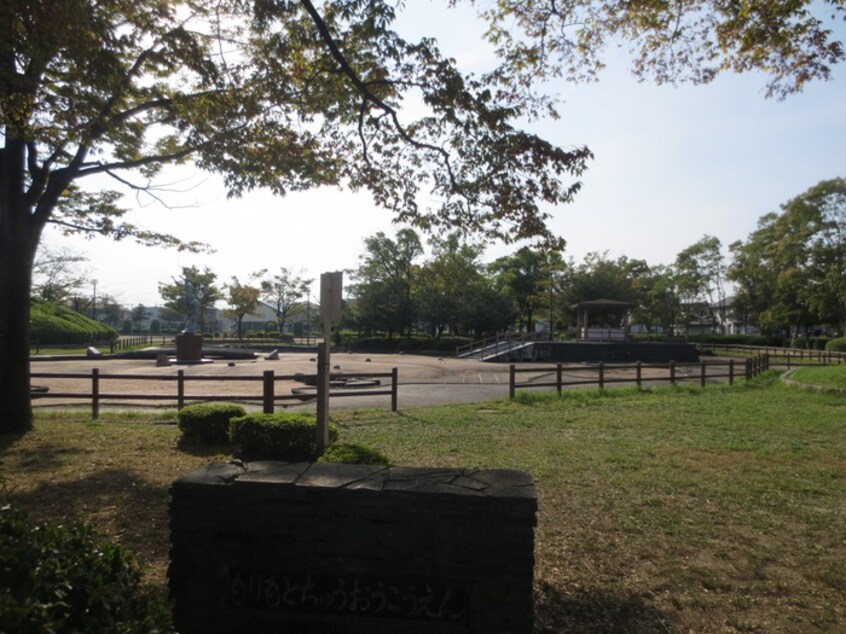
[570,299,636,341]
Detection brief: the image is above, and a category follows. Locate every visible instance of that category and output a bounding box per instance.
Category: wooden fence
[509,355,770,399]
[32,336,168,355]
[697,343,846,366]
[31,368,398,419]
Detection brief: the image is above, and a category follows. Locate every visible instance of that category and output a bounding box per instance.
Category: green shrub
[30,299,118,345]
[177,402,246,444]
[229,413,339,461]
[336,334,474,353]
[0,504,172,634]
[826,337,846,352]
[318,443,391,466]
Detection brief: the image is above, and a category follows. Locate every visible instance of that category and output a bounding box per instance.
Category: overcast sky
[41,3,846,307]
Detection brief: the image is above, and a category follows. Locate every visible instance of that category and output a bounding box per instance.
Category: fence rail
[508,356,771,399]
[31,368,398,419]
[698,343,846,366]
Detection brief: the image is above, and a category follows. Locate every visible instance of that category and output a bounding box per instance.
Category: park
[2,352,846,631]
[2,0,845,631]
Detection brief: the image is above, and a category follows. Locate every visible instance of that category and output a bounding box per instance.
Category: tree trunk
[1,135,42,432]
[0,246,35,432]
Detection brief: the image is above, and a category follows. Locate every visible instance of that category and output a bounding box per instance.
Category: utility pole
[92,279,98,321]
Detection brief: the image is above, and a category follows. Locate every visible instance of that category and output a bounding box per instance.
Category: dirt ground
[30,350,731,413]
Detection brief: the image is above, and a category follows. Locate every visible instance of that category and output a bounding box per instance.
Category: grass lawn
[2,372,845,633]
[789,365,846,389]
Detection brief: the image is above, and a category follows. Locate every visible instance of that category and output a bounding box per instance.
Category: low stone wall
[170,461,537,634]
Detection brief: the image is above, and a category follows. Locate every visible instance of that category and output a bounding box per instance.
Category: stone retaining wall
[169,461,537,634]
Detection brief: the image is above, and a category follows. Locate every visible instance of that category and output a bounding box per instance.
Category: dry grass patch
[2,375,845,632]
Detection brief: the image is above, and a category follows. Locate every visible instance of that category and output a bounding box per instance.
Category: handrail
[456,332,549,359]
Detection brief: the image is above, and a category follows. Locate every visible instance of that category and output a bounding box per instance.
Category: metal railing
[456,332,548,360]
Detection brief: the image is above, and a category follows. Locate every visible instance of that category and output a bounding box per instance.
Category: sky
[40,3,846,308]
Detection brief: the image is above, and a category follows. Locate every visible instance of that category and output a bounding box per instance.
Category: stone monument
[175,279,204,364]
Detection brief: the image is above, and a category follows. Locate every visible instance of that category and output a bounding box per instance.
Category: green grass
[2,374,845,632]
[790,364,846,389]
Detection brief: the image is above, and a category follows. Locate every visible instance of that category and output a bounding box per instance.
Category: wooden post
[700,361,706,387]
[391,367,398,412]
[729,359,734,385]
[669,361,676,385]
[556,363,562,394]
[316,271,342,456]
[745,358,752,380]
[177,369,185,410]
[316,341,331,453]
[509,365,516,399]
[263,370,274,414]
[636,361,642,388]
[91,368,100,420]
[598,362,605,389]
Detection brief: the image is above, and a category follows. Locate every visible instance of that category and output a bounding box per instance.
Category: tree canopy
[2,0,843,429]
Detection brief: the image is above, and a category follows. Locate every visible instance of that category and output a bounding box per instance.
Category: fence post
[745,358,752,380]
[509,365,515,400]
[669,361,676,385]
[556,363,562,394]
[729,359,734,385]
[391,367,398,412]
[91,368,100,419]
[636,361,642,388]
[177,370,185,410]
[598,362,605,390]
[700,361,706,387]
[263,370,275,414]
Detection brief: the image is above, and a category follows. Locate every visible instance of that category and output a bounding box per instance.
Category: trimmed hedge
[229,413,339,461]
[177,403,247,444]
[30,300,118,345]
[337,334,474,353]
[318,443,391,466]
[826,337,846,353]
[0,504,172,634]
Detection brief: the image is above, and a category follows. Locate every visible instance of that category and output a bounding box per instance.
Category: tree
[477,0,845,99]
[224,276,263,339]
[130,304,149,333]
[729,178,846,336]
[158,266,222,334]
[674,235,728,332]
[560,252,657,330]
[98,294,124,329]
[416,234,488,337]
[1,0,841,429]
[489,247,563,333]
[31,246,89,304]
[260,268,312,334]
[352,229,423,337]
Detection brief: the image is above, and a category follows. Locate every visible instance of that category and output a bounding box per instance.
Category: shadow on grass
[534,582,672,634]
[175,436,235,458]
[1,436,89,472]
[0,432,27,453]
[6,468,173,577]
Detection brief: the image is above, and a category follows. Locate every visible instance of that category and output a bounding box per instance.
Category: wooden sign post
[316,271,343,455]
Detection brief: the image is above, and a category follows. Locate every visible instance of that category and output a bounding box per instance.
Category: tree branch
[298,0,457,185]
